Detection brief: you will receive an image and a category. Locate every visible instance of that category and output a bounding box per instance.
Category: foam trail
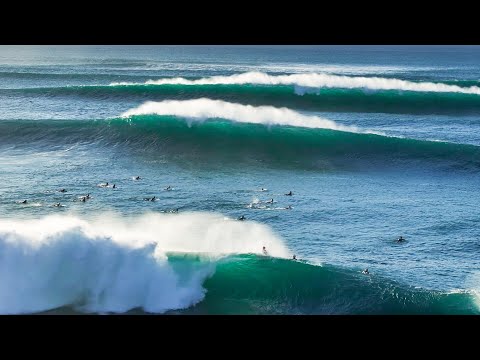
[0,212,289,314]
[112,71,480,95]
[121,99,367,133]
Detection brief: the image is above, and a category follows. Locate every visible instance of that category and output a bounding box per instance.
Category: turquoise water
[0,46,479,314]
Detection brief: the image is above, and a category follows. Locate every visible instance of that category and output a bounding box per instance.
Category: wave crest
[121,98,374,133]
[0,212,289,314]
[112,71,480,95]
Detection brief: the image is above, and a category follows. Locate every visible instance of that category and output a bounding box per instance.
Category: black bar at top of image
[1,5,478,45]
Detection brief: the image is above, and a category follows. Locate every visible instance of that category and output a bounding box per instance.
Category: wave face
[113,71,480,95]
[7,79,480,119]
[0,213,289,314]
[190,255,479,315]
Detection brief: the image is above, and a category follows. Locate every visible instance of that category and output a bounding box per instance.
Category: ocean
[0,45,479,314]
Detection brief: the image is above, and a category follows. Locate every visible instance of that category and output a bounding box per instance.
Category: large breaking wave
[113,71,480,95]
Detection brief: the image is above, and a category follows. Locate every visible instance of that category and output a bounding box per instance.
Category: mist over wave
[112,71,480,95]
[0,212,289,314]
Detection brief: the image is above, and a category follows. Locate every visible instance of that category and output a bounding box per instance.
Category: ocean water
[0,45,479,315]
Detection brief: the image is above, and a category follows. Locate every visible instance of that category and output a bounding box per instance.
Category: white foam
[121,98,371,133]
[0,212,290,314]
[112,71,480,95]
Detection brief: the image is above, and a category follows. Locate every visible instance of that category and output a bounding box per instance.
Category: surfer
[20,200,27,204]
[266,198,274,204]
[113,184,116,189]
[362,268,369,275]
[86,194,91,199]
[81,197,86,202]
[285,205,292,210]
[59,189,67,193]
[238,215,246,221]
[134,176,141,180]
[262,246,268,256]
[53,203,61,207]
[150,196,156,202]
[166,186,172,191]
[261,188,267,191]
[397,236,405,243]
[285,191,293,196]
[293,254,297,260]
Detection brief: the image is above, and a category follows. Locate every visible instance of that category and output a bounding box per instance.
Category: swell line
[112,71,480,95]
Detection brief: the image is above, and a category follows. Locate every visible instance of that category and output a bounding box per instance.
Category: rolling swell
[1,115,480,171]
[5,83,480,115]
[180,255,479,315]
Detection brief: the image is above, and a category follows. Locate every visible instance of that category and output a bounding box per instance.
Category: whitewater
[112,71,480,95]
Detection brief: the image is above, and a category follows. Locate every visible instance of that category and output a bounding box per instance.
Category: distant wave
[2,115,480,172]
[121,99,372,134]
[112,71,480,95]
[6,80,480,117]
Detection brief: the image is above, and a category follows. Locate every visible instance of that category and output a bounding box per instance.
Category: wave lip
[0,212,289,314]
[121,98,375,134]
[112,71,480,95]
